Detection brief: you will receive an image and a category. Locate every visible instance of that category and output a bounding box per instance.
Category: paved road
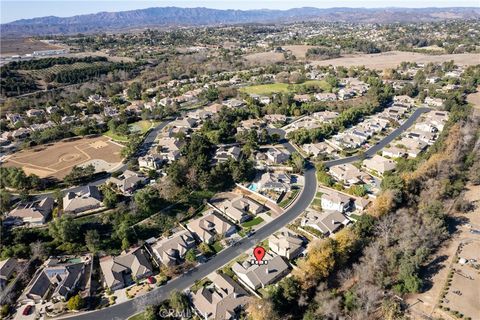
[65,159,317,320]
[323,107,430,167]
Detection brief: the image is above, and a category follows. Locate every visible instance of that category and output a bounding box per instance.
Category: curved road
[64,107,430,320]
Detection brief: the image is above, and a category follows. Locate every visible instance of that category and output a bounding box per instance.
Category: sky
[2,0,479,23]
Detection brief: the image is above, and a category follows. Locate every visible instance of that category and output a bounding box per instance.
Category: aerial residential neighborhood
[0,2,479,320]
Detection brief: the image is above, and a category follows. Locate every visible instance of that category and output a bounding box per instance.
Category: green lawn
[104,120,157,142]
[279,189,300,208]
[241,80,331,95]
[349,214,362,221]
[211,241,224,253]
[241,216,264,228]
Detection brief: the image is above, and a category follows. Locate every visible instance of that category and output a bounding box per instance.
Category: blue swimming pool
[248,183,258,192]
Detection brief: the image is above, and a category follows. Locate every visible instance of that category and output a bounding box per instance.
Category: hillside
[2,7,480,36]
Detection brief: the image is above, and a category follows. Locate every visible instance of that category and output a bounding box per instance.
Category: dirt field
[1,38,64,56]
[282,45,317,60]
[2,136,123,179]
[467,86,480,106]
[244,51,285,65]
[310,51,480,69]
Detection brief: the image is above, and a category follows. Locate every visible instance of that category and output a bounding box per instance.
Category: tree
[103,188,119,209]
[0,189,11,213]
[169,291,189,312]
[67,294,83,310]
[48,215,79,244]
[127,82,142,100]
[198,242,213,256]
[185,249,197,262]
[85,229,100,253]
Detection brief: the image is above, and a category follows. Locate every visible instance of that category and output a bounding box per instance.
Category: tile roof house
[264,114,286,123]
[7,197,54,226]
[150,230,196,266]
[363,155,397,175]
[106,170,147,195]
[321,191,352,213]
[218,196,263,223]
[63,186,103,214]
[269,230,304,260]
[213,146,242,163]
[302,142,335,157]
[382,146,406,158]
[396,137,427,158]
[19,256,91,304]
[301,210,350,236]
[100,247,153,291]
[231,253,289,290]
[191,273,250,320]
[257,172,291,193]
[187,211,236,244]
[265,147,290,165]
[138,154,163,170]
[329,163,364,185]
[0,258,18,290]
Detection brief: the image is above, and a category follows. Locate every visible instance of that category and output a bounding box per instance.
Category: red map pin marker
[253,246,266,262]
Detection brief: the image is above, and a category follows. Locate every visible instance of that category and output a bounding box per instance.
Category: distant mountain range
[2,7,480,37]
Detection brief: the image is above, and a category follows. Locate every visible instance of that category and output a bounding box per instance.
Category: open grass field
[104,120,156,142]
[241,80,331,95]
[2,136,123,179]
[310,51,480,70]
[0,38,64,56]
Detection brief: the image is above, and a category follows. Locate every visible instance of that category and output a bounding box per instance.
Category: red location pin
[253,246,266,262]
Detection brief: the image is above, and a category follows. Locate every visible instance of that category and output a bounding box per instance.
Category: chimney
[265,267,269,274]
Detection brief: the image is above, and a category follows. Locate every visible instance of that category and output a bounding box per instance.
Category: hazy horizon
[2,0,479,23]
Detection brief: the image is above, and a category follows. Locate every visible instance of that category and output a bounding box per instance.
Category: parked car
[147,276,155,284]
[23,305,33,316]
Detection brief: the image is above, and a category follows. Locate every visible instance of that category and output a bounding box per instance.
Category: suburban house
[213,146,242,163]
[257,172,291,193]
[363,155,397,175]
[19,256,91,304]
[269,230,304,260]
[138,154,163,170]
[63,186,103,214]
[314,92,337,102]
[301,210,350,236]
[170,117,197,129]
[424,97,444,108]
[191,273,250,320]
[7,197,54,226]
[321,191,352,213]
[311,111,339,122]
[382,146,406,158]
[329,163,366,185]
[265,147,290,165]
[222,99,245,108]
[106,170,147,195]
[231,252,289,290]
[0,258,18,290]
[302,142,335,157]
[100,247,153,291]
[218,196,263,223]
[264,114,286,124]
[393,95,415,106]
[396,137,428,158]
[187,211,236,244]
[150,230,196,266]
